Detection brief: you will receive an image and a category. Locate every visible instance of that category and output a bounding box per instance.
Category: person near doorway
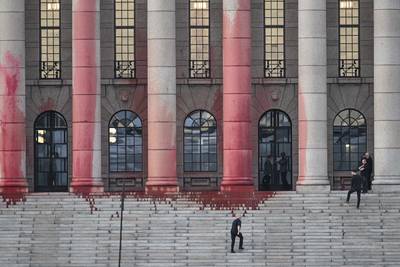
[346,170,362,209]
[363,152,373,191]
[263,155,273,185]
[359,158,368,193]
[230,213,244,253]
[278,152,289,187]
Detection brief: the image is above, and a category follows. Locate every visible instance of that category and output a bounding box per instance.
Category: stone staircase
[0,192,400,266]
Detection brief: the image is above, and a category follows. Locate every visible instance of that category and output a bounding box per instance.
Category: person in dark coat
[363,152,373,191]
[359,158,368,193]
[278,152,289,186]
[230,213,244,253]
[263,155,273,185]
[346,171,362,209]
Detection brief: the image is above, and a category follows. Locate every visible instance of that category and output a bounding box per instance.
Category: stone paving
[0,192,399,266]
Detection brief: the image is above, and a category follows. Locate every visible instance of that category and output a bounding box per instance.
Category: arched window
[258,109,292,190]
[34,111,68,192]
[109,110,142,172]
[333,109,366,170]
[184,110,217,171]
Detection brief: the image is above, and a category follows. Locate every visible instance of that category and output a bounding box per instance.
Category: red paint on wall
[0,51,27,196]
[39,97,55,112]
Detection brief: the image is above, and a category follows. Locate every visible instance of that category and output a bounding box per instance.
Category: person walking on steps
[346,170,362,209]
[230,213,244,253]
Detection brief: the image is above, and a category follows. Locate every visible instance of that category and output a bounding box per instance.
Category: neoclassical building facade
[0,0,398,194]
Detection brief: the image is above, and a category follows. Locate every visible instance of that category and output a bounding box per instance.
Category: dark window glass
[184,110,217,171]
[34,111,68,192]
[259,110,292,190]
[333,109,366,170]
[40,0,61,79]
[109,110,142,172]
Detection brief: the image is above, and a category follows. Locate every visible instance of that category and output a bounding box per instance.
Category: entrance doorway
[34,111,68,192]
[258,109,292,191]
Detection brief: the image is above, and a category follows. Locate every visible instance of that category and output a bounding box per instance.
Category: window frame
[39,0,61,79]
[264,0,286,78]
[183,110,217,172]
[338,0,360,77]
[333,108,367,171]
[189,0,211,79]
[114,0,136,79]
[108,110,143,173]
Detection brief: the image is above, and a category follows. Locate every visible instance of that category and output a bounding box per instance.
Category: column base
[0,178,28,195]
[296,184,330,193]
[372,184,400,193]
[70,178,104,195]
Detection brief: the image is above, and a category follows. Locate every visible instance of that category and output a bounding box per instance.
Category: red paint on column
[0,52,28,195]
[221,0,253,191]
[298,90,307,184]
[146,92,178,192]
[71,0,103,194]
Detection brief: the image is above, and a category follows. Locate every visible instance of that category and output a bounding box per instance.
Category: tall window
[333,109,366,171]
[189,0,210,78]
[34,111,68,192]
[40,0,61,79]
[259,110,292,190]
[339,0,360,77]
[264,0,285,78]
[109,111,142,172]
[184,110,217,172]
[115,0,135,78]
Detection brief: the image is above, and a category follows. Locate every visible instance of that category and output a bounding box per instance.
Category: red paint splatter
[39,97,55,112]
[0,51,27,196]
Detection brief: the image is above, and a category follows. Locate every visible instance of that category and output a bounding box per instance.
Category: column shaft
[297,0,329,192]
[221,0,253,190]
[146,0,178,191]
[71,0,103,193]
[373,0,400,192]
[0,0,28,194]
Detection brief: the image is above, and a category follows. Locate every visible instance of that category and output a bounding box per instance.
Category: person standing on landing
[230,213,244,253]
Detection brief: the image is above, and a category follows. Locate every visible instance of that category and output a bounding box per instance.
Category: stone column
[221,0,253,191]
[146,0,178,192]
[71,0,103,193]
[297,0,330,192]
[373,0,400,192]
[0,0,28,194]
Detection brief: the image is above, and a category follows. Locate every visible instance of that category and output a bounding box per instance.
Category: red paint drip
[298,91,307,183]
[0,51,27,195]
